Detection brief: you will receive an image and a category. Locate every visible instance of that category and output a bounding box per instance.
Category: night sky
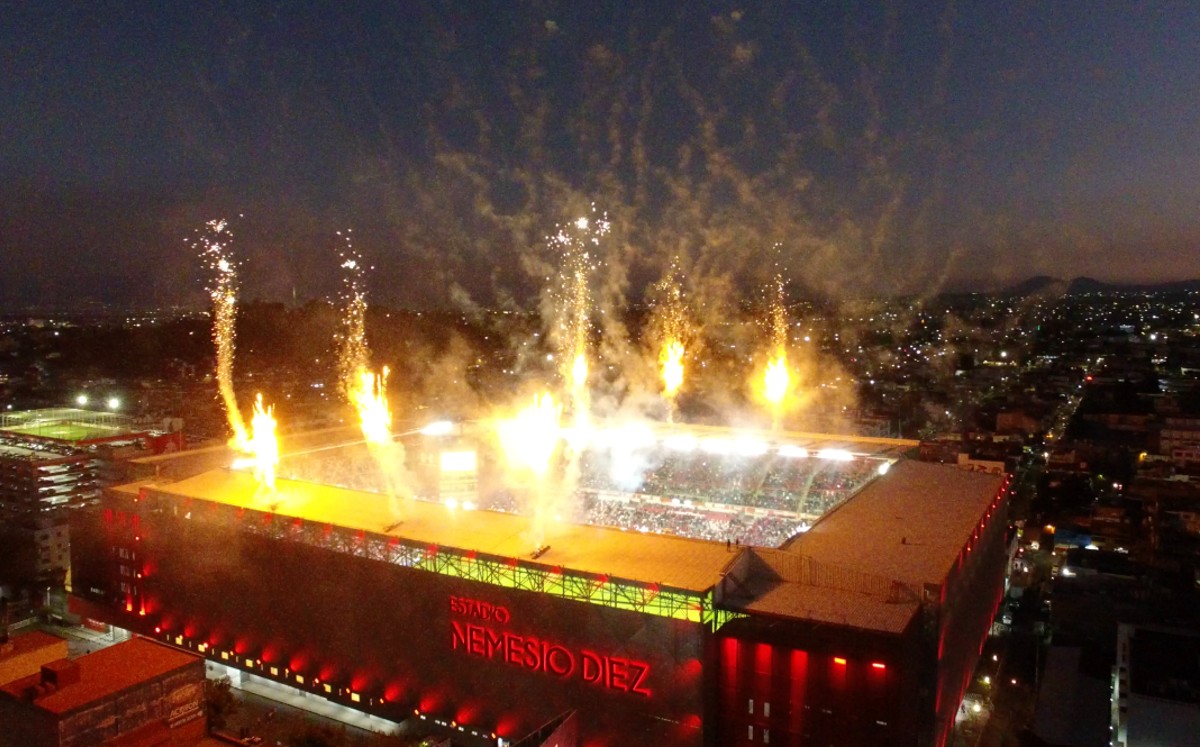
[3,2,1200,311]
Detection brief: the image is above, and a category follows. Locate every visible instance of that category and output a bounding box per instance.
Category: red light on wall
[154,626,162,634]
[871,662,886,670]
[833,657,847,666]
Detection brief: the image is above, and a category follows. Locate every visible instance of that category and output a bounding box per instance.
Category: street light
[106,397,120,410]
[76,394,88,406]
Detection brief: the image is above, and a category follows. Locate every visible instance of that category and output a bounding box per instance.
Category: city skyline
[4,2,1200,311]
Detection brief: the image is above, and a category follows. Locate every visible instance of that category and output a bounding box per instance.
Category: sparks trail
[197,218,249,449]
[335,230,369,401]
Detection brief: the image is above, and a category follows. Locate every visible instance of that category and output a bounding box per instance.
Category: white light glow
[664,434,698,452]
[440,450,477,473]
[816,448,854,462]
[420,420,455,436]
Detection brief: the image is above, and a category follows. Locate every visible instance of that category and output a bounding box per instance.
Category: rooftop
[141,468,740,593]
[730,461,1007,632]
[786,460,1006,585]
[1128,626,1200,704]
[0,638,202,715]
[0,631,69,685]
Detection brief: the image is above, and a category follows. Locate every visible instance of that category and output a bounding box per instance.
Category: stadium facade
[70,439,1009,747]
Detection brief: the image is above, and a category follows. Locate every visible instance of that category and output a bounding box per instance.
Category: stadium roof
[729,461,1006,633]
[141,469,739,593]
[0,638,201,715]
[788,460,1005,584]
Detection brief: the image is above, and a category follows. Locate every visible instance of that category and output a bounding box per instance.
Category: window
[764,702,770,717]
[748,725,754,740]
[763,729,770,744]
[748,698,754,715]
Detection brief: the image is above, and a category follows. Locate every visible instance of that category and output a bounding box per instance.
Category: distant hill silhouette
[1001,276,1200,297]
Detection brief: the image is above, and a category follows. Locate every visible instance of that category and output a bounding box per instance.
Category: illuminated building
[0,408,173,600]
[70,438,1009,747]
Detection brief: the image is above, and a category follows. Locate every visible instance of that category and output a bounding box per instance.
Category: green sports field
[2,421,123,443]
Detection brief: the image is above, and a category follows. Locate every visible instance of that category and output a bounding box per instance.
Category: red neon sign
[448,596,651,697]
[449,595,511,624]
[450,621,651,697]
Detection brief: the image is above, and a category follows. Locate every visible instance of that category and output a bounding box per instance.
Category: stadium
[70,422,1010,747]
[0,409,144,447]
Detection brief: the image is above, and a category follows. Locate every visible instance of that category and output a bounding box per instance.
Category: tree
[204,676,238,732]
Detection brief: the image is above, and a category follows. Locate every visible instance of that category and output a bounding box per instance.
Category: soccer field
[2,421,122,442]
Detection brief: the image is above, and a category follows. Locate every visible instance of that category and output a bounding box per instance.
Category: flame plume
[248,393,279,496]
[649,260,691,421]
[661,340,686,399]
[351,366,392,445]
[497,392,563,550]
[348,365,410,519]
[761,273,793,430]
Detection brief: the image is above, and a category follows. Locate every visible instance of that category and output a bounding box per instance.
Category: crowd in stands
[577,493,806,547]
[278,442,883,548]
[577,449,879,515]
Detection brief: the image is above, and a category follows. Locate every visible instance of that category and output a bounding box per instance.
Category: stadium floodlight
[106,397,121,410]
[76,394,88,406]
[419,420,454,436]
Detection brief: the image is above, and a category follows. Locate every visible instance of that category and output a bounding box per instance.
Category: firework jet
[198,218,282,502]
[335,235,411,518]
[547,209,609,429]
[496,392,563,550]
[761,274,793,430]
[198,219,249,449]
